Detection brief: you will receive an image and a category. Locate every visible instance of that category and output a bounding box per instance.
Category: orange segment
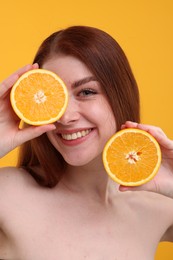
[10,69,68,125]
[102,128,161,186]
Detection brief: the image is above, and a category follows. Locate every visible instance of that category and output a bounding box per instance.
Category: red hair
[18,25,140,187]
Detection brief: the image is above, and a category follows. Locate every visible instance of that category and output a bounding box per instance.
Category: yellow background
[0,0,173,258]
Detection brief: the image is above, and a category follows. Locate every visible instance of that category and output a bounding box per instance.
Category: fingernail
[119,185,130,192]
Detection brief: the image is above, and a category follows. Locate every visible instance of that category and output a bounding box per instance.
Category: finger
[119,180,157,193]
[119,185,142,192]
[123,121,173,150]
[0,74,19,97]
[0,64,39,97]
[15,124,56,147]
[11,63,39,78]
[31,63,39,70]
[122,121,165,135]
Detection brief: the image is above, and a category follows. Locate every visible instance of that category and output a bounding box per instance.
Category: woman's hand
[0,64,55,158]
[119,121,173,199]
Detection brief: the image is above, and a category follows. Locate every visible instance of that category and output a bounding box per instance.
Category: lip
[56,128,96,146]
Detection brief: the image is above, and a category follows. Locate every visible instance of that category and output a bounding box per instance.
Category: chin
[63,152,102,167]
[63,157,91,167]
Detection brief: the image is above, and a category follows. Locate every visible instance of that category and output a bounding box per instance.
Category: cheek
[98,99,117,132]
[104,113,117,138]
[86,100,117,136]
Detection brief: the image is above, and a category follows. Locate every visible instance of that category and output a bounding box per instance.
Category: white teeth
[66,135,72,140]
[71,133,77,140]
[61,129,91,140]
[77,132,82,138]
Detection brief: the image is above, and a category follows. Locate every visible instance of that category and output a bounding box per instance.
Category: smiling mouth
[61,129,92,141]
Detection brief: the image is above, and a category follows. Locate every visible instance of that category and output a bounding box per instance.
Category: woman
[0,25,173,259]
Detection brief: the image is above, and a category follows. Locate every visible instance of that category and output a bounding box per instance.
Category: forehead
[42,55,93,87]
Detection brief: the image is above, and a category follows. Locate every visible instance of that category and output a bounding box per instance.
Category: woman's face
[43,55,117,166]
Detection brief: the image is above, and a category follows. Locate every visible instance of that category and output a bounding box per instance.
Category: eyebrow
[71,76,97,89]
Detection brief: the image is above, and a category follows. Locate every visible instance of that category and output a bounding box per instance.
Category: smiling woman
[18,26,139,187]
[0,25,173,260]
[43,55,116,167]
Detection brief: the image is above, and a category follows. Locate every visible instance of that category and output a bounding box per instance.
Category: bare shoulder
[124,190,173,213]
[116,190,173,227]
[0,166,38,189]
[121,190,173,241]
[0,167,40,221]
[0,167,43,258]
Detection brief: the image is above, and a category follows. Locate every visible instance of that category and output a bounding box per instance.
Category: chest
[5,198,157,260]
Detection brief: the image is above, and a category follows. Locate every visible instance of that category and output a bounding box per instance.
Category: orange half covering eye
[10,69,68,125]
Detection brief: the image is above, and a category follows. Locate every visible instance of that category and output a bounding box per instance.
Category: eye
[78,88,97,97]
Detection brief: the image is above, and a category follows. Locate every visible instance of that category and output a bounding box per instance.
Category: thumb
[119,180,156,193]
[119,185,136,192]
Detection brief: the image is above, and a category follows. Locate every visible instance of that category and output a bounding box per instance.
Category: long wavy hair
[18,25,140,187]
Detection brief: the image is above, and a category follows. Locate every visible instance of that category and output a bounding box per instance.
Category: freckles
[101,99,116,129]
[104,111,117,133]
[111,120,117,133]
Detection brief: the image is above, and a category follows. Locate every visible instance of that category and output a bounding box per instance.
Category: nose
[58,97,80,125]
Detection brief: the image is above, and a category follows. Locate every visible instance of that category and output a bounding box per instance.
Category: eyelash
[78,88,97,97]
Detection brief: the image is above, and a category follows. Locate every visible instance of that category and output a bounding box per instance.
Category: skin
[0,58,173,259]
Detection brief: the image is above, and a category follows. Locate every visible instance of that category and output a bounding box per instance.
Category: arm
[119,121,173,198]
[161,224,173,242]
[120,121,173,242]
[0,64,55,159]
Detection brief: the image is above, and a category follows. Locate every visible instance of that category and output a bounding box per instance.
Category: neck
[59,157,119,203]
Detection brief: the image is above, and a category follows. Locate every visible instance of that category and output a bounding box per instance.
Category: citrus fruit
[10,69,68,125]
[102,128,161,186]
